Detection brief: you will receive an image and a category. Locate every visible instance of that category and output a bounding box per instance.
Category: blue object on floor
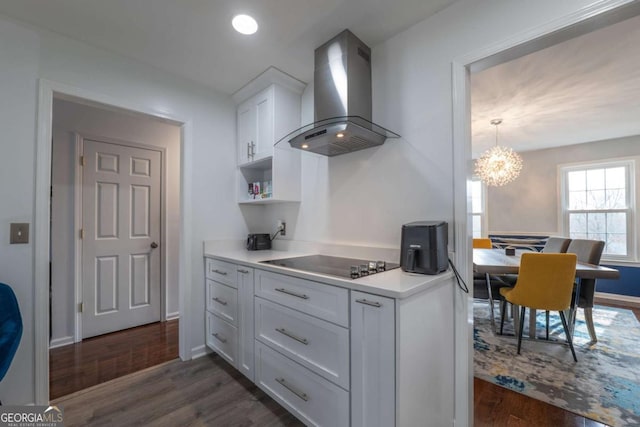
[0,282,22,382]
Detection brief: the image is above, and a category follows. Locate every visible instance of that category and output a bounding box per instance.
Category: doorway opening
[48,95,182,399]
[453,1,640,425]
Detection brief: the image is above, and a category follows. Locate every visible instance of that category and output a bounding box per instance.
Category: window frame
[470,177,488,238]
[559,158,636,262]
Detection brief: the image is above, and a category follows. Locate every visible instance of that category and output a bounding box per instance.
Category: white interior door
[82,139,161,338]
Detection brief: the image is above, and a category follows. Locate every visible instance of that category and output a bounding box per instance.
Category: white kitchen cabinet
[255,341,349,427]
[203,252,455,427]
[255,297,350,389]
[204,258,255,381]
[206,279,238,324]
[236,87,274,165]
[237,266,255,380]
[233,67,305,204]
[206,311,238,365]
[254,269,349,327]
[350,291,396,427]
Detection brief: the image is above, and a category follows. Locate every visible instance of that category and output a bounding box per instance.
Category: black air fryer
[400,221,448,274]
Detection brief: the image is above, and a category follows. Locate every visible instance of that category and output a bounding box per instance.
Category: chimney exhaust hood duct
[282,30,400,157]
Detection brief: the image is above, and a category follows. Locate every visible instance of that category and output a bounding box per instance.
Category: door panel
[254,88,273,160]
[130,253,150,307]
[96,256,118,313]
[82,139,161,338]
[130,185,150,237]
[96,182,118,238]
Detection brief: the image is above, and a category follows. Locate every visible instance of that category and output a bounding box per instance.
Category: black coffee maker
[400,221,448,274]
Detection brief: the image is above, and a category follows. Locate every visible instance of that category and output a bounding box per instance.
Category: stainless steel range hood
[283,30,400,157]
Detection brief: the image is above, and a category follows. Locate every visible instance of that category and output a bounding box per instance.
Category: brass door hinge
[80,156,85,166]
[79,229,84,239]
[79,302,84,313]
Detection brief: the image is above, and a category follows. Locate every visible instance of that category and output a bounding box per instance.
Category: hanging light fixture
[475,119,523,187]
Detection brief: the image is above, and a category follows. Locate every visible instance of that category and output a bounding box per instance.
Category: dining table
[473,248,620,338]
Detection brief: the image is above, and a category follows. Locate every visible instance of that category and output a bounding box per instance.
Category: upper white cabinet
[237,86,274,164]
[233,67,306,204]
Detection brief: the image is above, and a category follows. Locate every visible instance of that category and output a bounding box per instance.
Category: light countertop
[203,246,454,299]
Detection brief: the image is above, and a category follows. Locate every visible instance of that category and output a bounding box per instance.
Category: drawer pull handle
[212,332,227,343]
[212,269,228,276]
[212,297,228,306]
[355,298,382,308]
[276,377,309,402]
[275,288,309,300]
[275,327,309,345]
[237,269,250,274]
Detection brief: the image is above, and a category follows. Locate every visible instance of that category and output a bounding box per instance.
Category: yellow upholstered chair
[473,238,493,249]
[472,237,504,331]
[499,252,578,362]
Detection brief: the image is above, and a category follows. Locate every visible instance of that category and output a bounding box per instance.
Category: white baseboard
[595,292,640,308]
[49,336,74,349]
[191,345,208,359]
[166,311,180,321]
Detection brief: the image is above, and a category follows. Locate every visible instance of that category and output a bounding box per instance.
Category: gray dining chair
[542,237,571,254]
[540,237,572,338]
[566,239,605,343]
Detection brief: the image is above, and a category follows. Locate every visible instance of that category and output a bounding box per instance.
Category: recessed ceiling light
[232,14,258,35]
[336,132,344,138]
[301,143,309,149]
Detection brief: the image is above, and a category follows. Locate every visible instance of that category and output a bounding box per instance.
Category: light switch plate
[10,223,29,244]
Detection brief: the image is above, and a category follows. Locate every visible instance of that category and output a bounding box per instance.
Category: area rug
[474,300,640,426]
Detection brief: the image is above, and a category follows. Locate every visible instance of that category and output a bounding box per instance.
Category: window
[561,160,635,260]
[470,178,485,238]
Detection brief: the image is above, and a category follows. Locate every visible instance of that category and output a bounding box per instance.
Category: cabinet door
[237,100,255,165]
[206,311,238,366]
[253,87,274,161]
[350,291,396,427]
[237,266,255,380]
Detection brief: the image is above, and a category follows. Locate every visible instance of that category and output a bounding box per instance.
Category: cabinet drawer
[255,341,349,427]
[255,297,349,389]
[255,270,349,327]
[205,258,237,287]
[206,279,238,325]
[206,312,238,366]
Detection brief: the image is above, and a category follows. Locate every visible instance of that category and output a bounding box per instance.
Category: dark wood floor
[52,354,302,427]
[50,305,640,425]
[49,319,179,399]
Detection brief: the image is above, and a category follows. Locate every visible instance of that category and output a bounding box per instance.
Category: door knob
[150,242,158,249]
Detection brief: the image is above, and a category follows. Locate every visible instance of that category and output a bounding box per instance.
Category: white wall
[264,0,599,250]
[50,98,182,346]
[0,14,250,404]
[0,16,40,407]
[487,136,640,236]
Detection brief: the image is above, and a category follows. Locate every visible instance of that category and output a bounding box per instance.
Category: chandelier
[475,119,523,187]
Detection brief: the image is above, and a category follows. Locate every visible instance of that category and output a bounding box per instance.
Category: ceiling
[1,1,638,156]
[0,0,456,94]
[471,14,640,156]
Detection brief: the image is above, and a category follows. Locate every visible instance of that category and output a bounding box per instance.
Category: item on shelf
[262,180,272,199]
[253,182,261,199]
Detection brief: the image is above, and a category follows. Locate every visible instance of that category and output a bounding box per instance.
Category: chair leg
[486,273,496,332]
[584,307,597,343]
[545,311,550,340]
[516,307,526,355]
[513,304,520,334]
[500,300,507,335]
[559,311,578,362]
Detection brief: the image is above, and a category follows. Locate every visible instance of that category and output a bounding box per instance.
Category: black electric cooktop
[260,254,399,279]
